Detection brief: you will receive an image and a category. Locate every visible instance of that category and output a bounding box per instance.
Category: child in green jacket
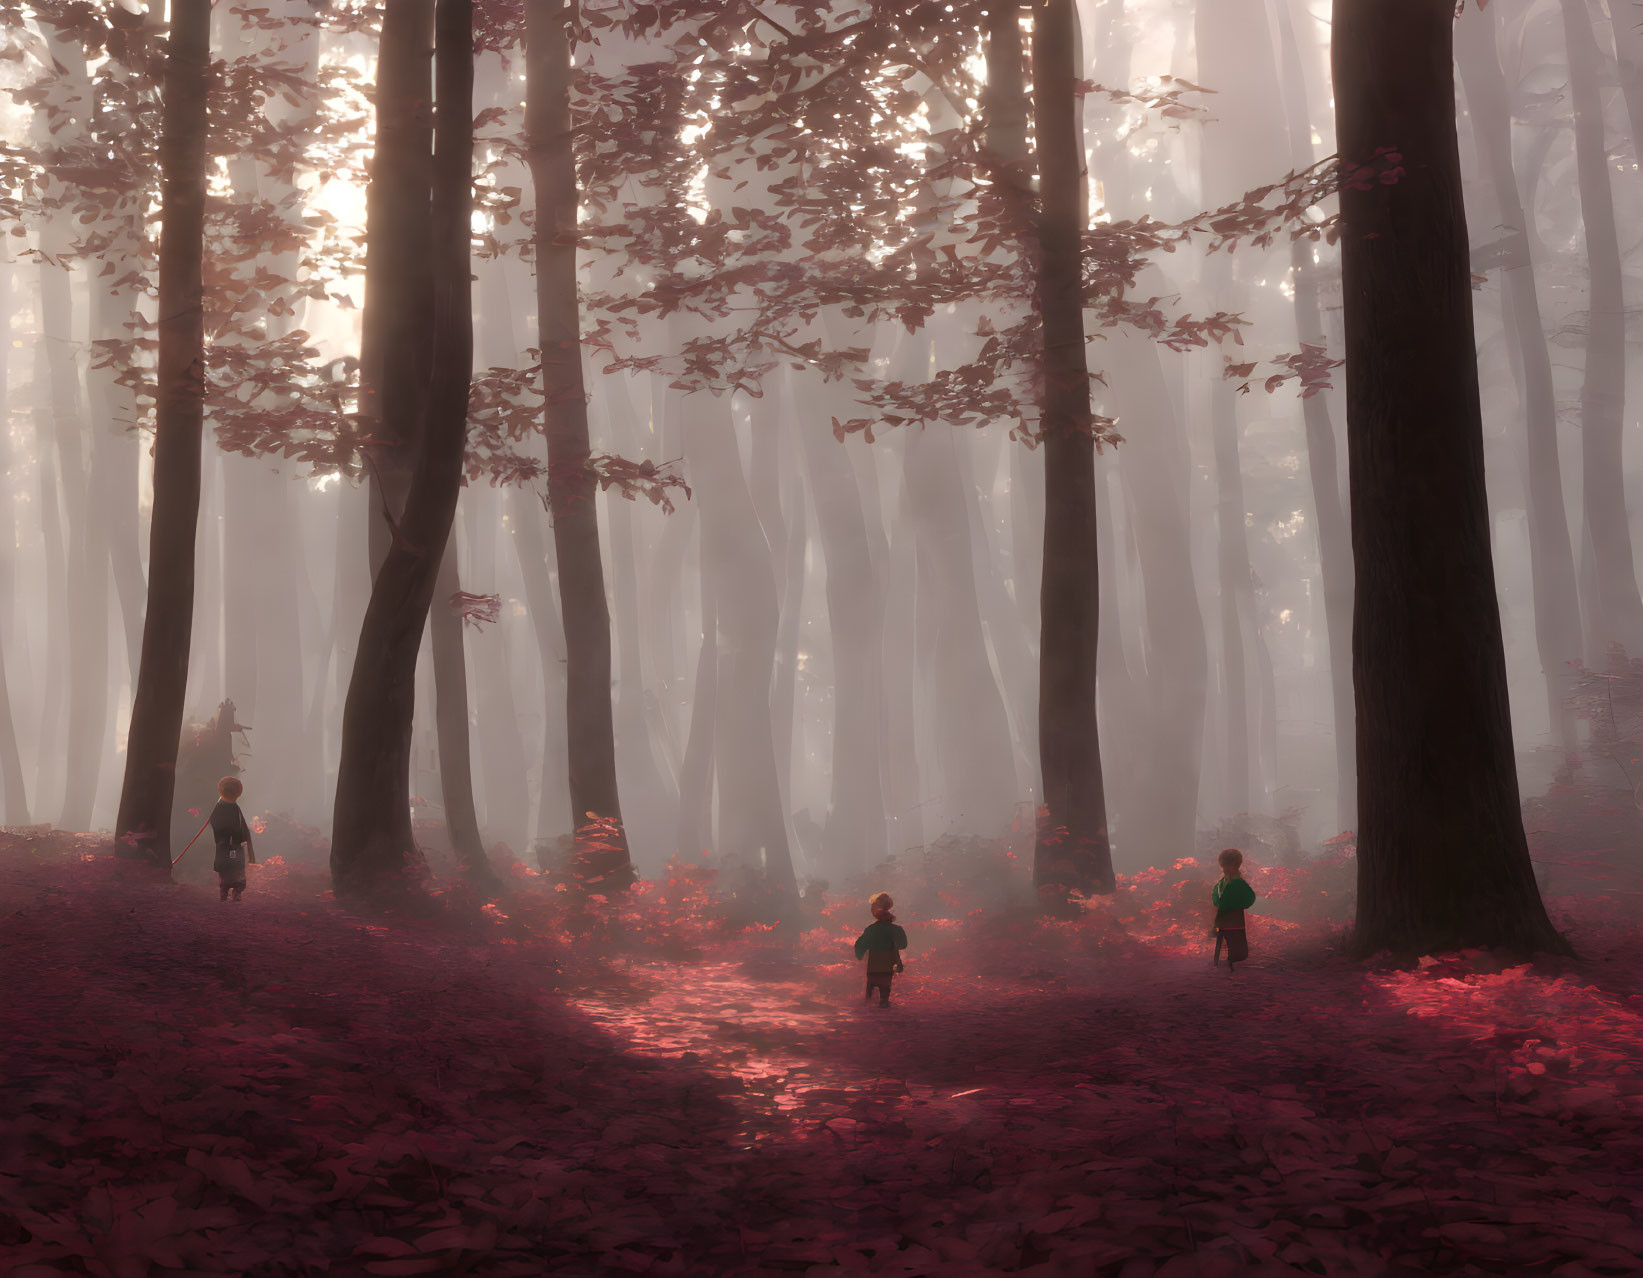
[854,893,908,1006]
[1211,847,1257,972]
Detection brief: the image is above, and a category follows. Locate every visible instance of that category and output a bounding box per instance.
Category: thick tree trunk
[1605,0,1643,160]
[1454,4,1583,739]
[114,0,211,865]
[1333,0,1566,955]
[525,0,632,889]
[430,531,493,880]
[1030,0,1111,893]
[331,0,474,899]
[1211,380,1251,815]
[361,0,435,580]
[1561,0,1643,659]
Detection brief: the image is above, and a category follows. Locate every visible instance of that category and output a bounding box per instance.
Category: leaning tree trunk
[1029,0,1112,893]
[114,0,211,866]
[525,0,632,888]
[331,0,474,898]
[1333,0,1567,956]
[1454,4,1582,739]
[1562,0,1643,659]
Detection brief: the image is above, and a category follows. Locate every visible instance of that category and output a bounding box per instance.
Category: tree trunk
[1604,0,1643,161]
[331,0,474,899]
[1562,0,1643,659]
[506,482,572,844]
[0,260,28,824]
[794,364,890,870]
[1333,0,1567,955]
[361,0,435,580]
[1111,324,1209,871]
[1453,6,1583,741]
[430,529,493,880]
[114,0,211,865]
[525,0,632,889]
[1029,0,1111,892]
[675,573,717,860]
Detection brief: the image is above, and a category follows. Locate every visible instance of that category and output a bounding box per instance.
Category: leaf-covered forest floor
[2,831,1641,1278]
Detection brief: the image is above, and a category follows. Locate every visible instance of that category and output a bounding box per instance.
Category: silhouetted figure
[1211,847,1257,972]
[210,775,257,902]
[854,892,907,1007]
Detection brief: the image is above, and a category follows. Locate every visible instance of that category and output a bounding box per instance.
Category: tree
[114,0,212,866]
[524,0,634,890]
[1332,0,1566,955]
[1454,1,1582,738]
[1560,0,1643,660]
[331,0,475,898]
[1027,0,1113,894]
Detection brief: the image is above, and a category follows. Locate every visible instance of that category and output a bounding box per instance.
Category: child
[1211,847,1257,971]
[854,892,908,1007]
[209,776,256,902]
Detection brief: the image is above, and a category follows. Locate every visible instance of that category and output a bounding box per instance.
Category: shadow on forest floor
[1,834,1639,1276]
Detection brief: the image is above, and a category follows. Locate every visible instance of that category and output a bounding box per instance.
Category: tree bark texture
[1332,0,1567,955]
[1030,0,1112,893]
[361,0,435,580]
[525,0,632,889]
[331,0,474,899]
[1561,0,1643,660]
[115,0,211,864]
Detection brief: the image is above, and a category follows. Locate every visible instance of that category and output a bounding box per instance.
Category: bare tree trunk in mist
[745,394,797,816]
[1271,75,1360,827]
[1454,4,1583,741]
[1111,327,1208,871]
[114,0,211,866]
[676,574,717,860]
[601,376,680,865]
[38,253,109,834]
[332,0,474,899]
[32,415,67,818]
[464,493,530,858]
[904,416,1019,838]
[1210,383,1251,815]
[506,484,572,844]
[1562,0,1643,660]
[1027,0,1112,893]
[91,283,145,703]
[430,533,494,881]
[1333,0,1566,956]
[679,385,796,900]
[0,264,28,825]
[794,365,889,869]
[526,0,632,889]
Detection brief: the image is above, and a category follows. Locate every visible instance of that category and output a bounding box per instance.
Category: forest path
[0,839,1639,1277]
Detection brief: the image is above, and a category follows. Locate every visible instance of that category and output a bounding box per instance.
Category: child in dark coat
[854,893,908,1006]
[1210,847,1257,971]
[209,776,256,902]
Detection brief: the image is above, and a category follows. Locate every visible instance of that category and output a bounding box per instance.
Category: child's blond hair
[218,775,244,800]
[869,892,895,921]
